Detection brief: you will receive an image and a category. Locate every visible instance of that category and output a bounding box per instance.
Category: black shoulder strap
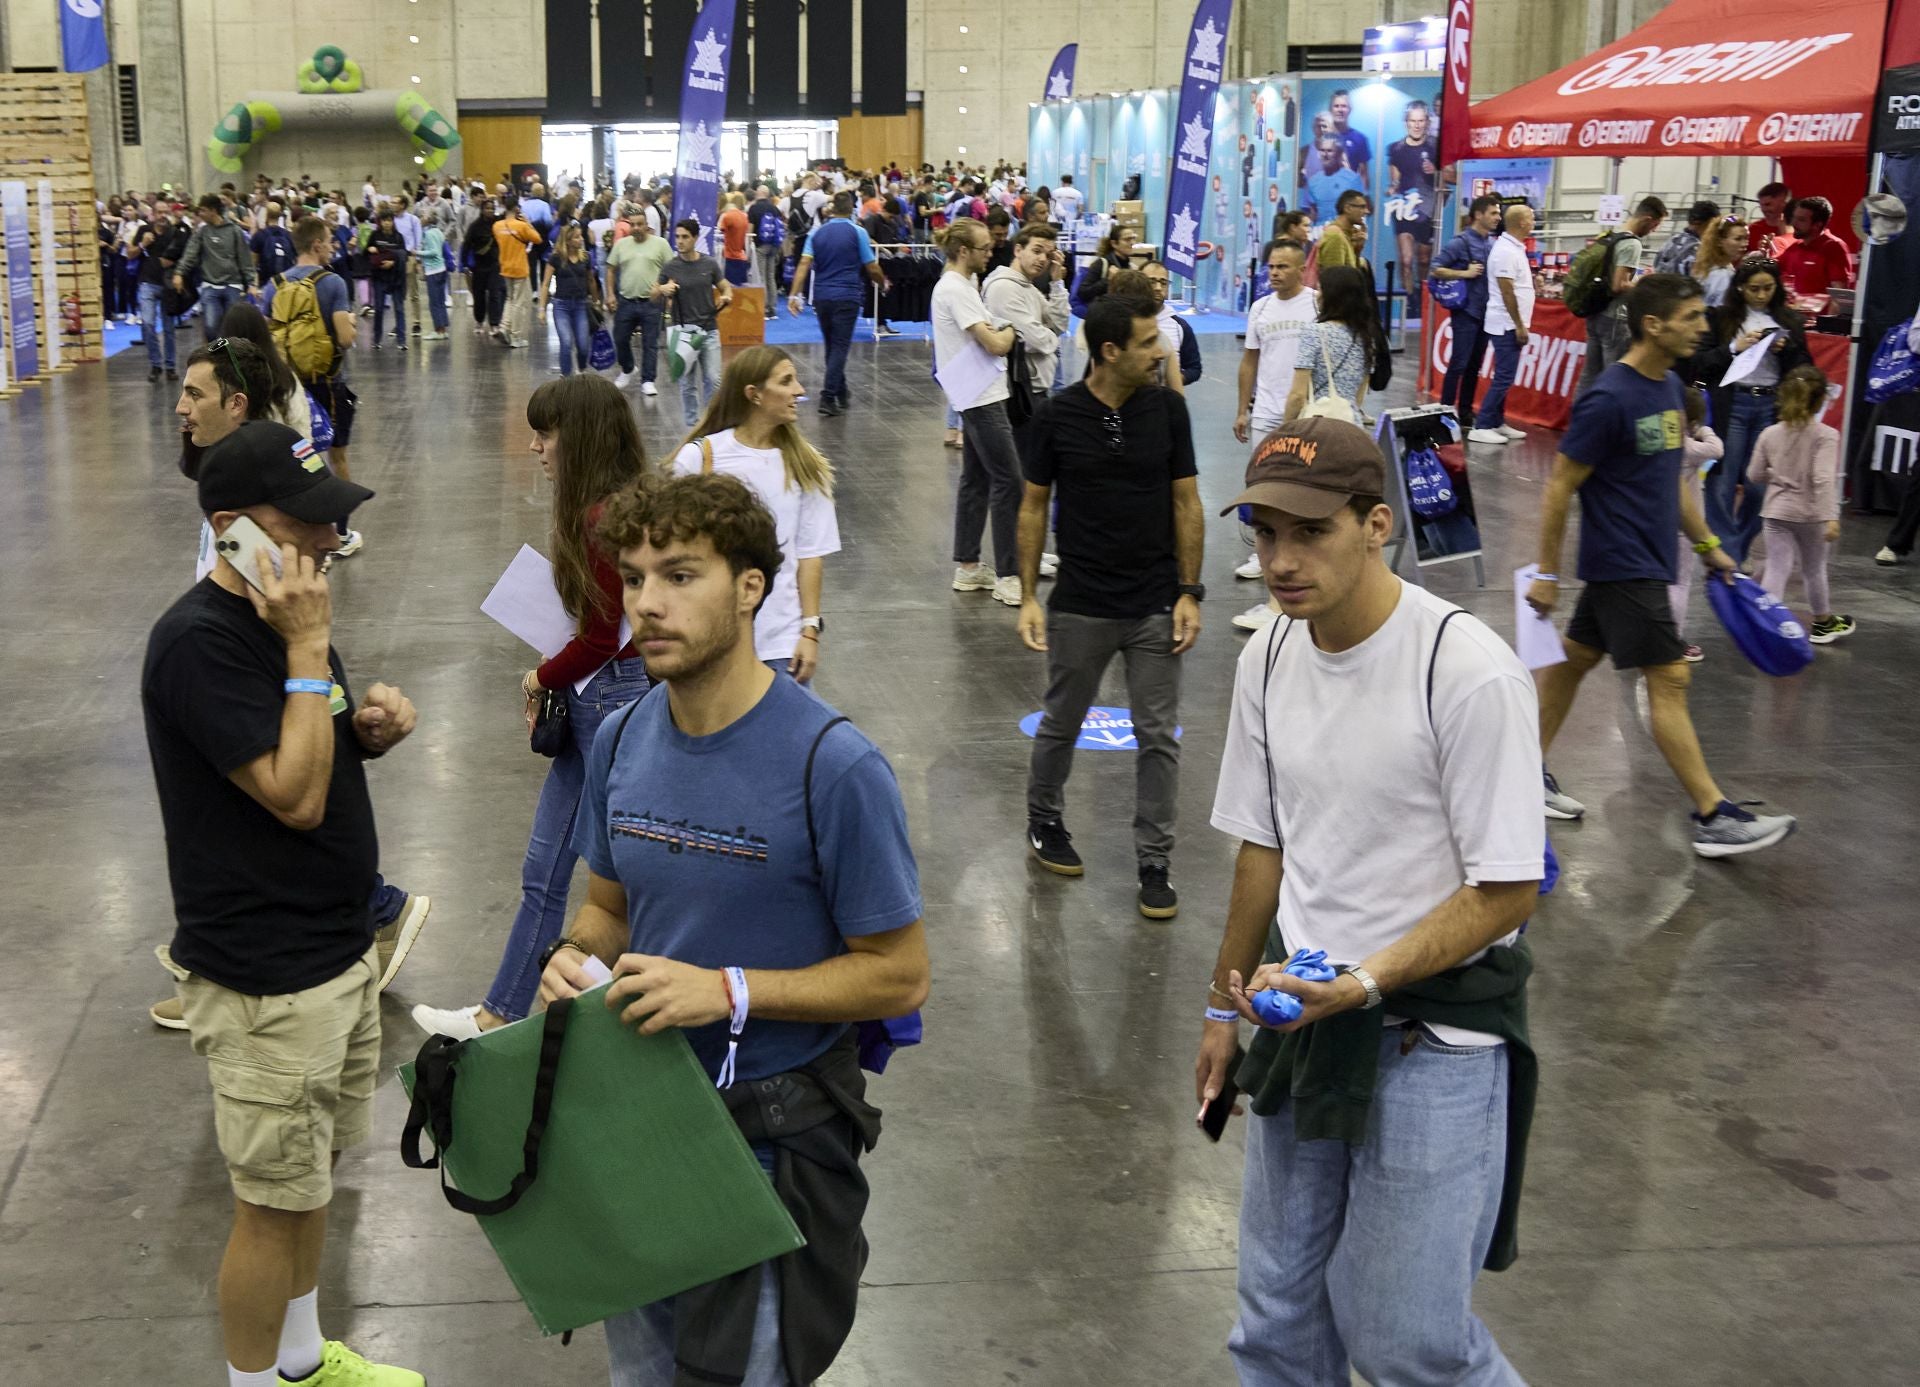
[1426,608,1466,735]
[1260,617,1295,845]
[804,715,852,874]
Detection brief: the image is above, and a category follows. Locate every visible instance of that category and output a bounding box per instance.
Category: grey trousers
[1026,609,1181,869]
[954,398,1022,577]
[1575,308,1630,398]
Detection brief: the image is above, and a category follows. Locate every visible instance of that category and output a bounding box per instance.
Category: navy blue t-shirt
[1561,363,1686,583]
[576,675,923,1083]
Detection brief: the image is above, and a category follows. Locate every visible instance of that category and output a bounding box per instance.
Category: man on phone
[144,421,426,1387]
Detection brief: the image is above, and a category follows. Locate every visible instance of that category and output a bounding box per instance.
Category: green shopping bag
[666,325,711,381]
[399,983,806,1336]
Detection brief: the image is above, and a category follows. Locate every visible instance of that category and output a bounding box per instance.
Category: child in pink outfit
[1667,386,1723,660]
[1748,365,1854,643]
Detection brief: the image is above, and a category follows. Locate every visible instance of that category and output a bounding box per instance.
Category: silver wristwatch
[1343,965,1383,1010]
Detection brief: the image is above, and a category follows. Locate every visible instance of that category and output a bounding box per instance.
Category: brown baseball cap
[1219,417,1388,520]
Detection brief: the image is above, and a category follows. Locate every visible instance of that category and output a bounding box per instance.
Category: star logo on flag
[1048,69,1071,100]
[1189,18,1224,69]
[682,121,717,174]
[691,28,728,78]
[1169,204,1198,253]
[1179,113,1211,159]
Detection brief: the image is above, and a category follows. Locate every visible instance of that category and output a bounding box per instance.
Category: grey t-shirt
[1605,234,1643,322]
[661,254,725,328]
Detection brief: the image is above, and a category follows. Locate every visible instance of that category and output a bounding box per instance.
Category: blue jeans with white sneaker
[1229,1029,1524,1387]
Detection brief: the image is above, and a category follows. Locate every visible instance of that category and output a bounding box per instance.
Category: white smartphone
[212,515,285,593]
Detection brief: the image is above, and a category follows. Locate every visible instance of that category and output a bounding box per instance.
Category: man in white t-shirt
[1052,176,1084,227]
[1230,241,1318,610]
[1469,204,1538,446]
[1196,417,1544,1387]
[801,175,829,229]
[933,218,1021,605]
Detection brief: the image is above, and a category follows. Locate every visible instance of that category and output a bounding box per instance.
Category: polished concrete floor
[2,306,1917,1387]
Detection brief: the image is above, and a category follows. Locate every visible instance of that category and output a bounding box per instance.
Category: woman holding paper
[412,373,649,1040]
[1693,259,1811,565]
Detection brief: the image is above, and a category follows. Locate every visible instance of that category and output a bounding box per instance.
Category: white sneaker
[1467,427,1511,445]
[952,563,997,592]
[992,574,1024,606]
[1876,546,1900,566]
[334,530,365,558]
[1231,602,1279,632]
[1235,554,1262,580]
[1543,769,1586,821]
[410,1003,486,1040]
[640,380,658,396]
[1039,552,1059,578]
[1498,424,1528,440]
[613,370,633,388]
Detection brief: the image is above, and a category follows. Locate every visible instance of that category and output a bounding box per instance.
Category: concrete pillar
[136,0,193,193]
[1240,0,1289,79]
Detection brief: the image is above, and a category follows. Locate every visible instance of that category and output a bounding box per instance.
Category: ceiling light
[958,145,968,154]
[408,34,420,44]
[410,75,422,84]
[958,105,968,114]
[959,25,969,33]
[958,65,968,73]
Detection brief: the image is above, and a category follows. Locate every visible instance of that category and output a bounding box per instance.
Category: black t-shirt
[1022,383,1198,619]
[142,580,380,995]
[550,256,593,300]
[1388,138,1438,221]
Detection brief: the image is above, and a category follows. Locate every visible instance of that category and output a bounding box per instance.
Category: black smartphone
[1199,1046,1246,1142]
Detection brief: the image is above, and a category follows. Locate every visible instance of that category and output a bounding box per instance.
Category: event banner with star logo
[674,0,737,256]
[1163,0,1233,278]
[1044,45,1077,103]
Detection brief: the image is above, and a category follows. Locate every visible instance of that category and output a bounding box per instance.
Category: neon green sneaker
[280,1340,426,1386]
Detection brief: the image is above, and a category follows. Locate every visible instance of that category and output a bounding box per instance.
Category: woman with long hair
[670,346,839,681]
[1283,264,1375,421]
[1690,216,1747,306]
[541,223,601,376]
[1693,256,1812,563]
[411,374,651,1039]
[1074,223,1139,312]
[209,300,310,435]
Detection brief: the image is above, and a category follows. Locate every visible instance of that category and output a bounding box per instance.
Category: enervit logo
[1470,125,1503,151]
[1757,111,1864,145]
[1447,0,1471,97]
[1557,35,1852,96]
[1579,119,1653,147]
[1660,115,1752,146]
[1507,122,1572,149]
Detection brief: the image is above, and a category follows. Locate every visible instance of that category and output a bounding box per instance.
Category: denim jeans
[369,875,407,926]
[1575,307,1630,398]
[815,297,860,403]
[1442,310,1488,418]
[605,1262,789,1387]
[1706,389,1776,564]
[373,281,406,342]
[678,326,723,426]
[198,283,244,340]
[1229,1030,1523,1387]
[1474,331,1521,430]
[138,281,176,369]
[482,660,651,1022]
[614,295,663,378]
[552,298,590,375]
[1026,610,1181,869]
[953,399,1021,576]
[756,245,783,307]
[426,272,450,330]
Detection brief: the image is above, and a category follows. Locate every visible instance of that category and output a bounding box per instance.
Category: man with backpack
[747,183,785,315]
[1570,196,1665,399]
[265,216,365,556]
[535,470,928,1387]
[249,204,298,285]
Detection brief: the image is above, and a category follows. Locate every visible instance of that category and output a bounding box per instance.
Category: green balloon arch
[207,46,461,175]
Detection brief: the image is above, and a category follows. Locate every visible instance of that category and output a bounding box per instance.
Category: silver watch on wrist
[1342,965,1382,1010]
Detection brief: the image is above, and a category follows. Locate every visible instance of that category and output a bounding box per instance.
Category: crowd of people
[126,151,1889,1387]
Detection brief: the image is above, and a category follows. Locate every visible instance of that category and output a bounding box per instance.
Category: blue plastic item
[1865,318,1917,404]
[306,390,334,452]
[1250,948,1339,1027]
[589,327,616,372]
[1427,275,1469,310]
[1405,446,1458,518]
[1705,573,1814,677]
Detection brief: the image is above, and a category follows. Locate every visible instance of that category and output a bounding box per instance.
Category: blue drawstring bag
[1865,318,1918,404]
[589,326,616,372]
[1706,574,1814,676]
[1405,445,1457,518]
[1427,275,1469,311]
[306,390,334,452]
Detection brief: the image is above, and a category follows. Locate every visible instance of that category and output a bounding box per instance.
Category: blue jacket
[1434,227,1493,320]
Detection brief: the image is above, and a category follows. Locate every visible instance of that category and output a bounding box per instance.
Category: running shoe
[1231,602,1278,632]
[952,563,996,592]
[1808,615,1855,644]
[1543,769,1586,820]
[1692,801,1796,859]
[1235,554,1262,580]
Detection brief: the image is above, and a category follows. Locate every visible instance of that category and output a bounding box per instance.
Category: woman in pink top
[1747,365,1854,644]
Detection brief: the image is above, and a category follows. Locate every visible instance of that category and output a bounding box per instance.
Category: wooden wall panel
[836,111,922,175]
[0,73,102,370]
[457,115,545,191]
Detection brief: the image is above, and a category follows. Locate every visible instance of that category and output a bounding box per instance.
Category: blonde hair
[558,223,587,262]
[936,216,988,258]
[1775,364,1827,428]
[677,345,834,496]
[1693,218,1746,277]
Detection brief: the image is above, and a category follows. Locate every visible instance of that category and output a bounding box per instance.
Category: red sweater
[535,507,636,688]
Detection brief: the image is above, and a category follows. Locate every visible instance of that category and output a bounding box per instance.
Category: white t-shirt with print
[1210,581,1545,1046]
[1246,287,1318,425]
[932,270,1010,409]
[671,429,842,663]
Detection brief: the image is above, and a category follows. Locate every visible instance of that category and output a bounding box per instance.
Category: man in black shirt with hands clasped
[142,420,426,1387]
[1017,293,1205,919]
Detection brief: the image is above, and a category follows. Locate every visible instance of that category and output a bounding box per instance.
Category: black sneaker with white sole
[1137,865,1179,919]
[1027,819,1083,875]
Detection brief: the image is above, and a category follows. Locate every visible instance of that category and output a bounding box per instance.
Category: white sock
[229,1366,279,1387]
[277,1287,325,1380]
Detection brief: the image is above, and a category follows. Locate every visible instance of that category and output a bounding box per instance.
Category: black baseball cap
[1220,417,1387,520]
[197,420,373,522]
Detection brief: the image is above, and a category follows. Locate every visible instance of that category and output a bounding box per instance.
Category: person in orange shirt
[718,191,752,287]
[493,193,543,348]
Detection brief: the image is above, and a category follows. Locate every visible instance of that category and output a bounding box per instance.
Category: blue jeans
[552,298,590,374]
[481,660,650,1022]
[815,297,860,403]
[1229,1030,1522,1387]
[426,272,449,330]
[605,1262,789,1387]
[1442,311,1488,417]
[678,327,723,426]
[614,295,663,378]
[373,281,406,342]
[1707,390,1776,564]
[138,281,176,368]
[198,284,244,339]
[370,875,407,926]
[1474,330,1521,429]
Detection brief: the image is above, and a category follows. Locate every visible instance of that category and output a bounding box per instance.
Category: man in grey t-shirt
[655,219,734,426]
[1575,197,1665,398]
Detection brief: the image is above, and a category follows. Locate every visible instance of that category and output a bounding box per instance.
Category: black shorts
[1394,218,1435,246]
[307,377,358,450]
[1566,579,1688,669]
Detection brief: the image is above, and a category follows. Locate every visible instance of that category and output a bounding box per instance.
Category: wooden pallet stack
[0,72,103,380]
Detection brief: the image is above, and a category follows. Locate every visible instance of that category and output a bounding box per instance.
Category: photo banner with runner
[673,0,737,256]
[1440,0,1474,167]
[1044,44,1077,102]
[1163,0,1234,279]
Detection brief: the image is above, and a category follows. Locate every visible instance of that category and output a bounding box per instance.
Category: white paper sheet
[481,544,633,694]
[935,339,1008,412]
[1719,329,1780,387]
[1512,565,1567,670]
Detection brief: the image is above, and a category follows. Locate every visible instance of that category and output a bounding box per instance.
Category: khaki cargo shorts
[170,946,382,1212]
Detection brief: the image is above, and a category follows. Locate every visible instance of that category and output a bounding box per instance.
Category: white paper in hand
[935,339,1008,412]
[1512,565,1566,670]
[1720,329,1779,387]
[481,544,634,695]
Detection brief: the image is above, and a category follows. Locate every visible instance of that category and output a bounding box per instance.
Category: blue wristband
[1204,1006,1241,1024]
[285,678,332,696]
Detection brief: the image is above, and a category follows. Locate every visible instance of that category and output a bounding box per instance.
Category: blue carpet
[102,320,140,359]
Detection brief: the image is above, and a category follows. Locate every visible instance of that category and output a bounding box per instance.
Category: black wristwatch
[1177,583,1207,602]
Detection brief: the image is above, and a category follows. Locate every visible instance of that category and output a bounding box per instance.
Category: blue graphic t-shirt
[576,675,923,1083]
[1561,363,1687,584]
[1304,166,1366,222]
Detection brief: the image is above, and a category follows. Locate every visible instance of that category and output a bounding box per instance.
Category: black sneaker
[149,366,161,382]
[1137,865,1179,920]
[1027,819,1083,876]
[165,367,177,381]
[818,399,842,417]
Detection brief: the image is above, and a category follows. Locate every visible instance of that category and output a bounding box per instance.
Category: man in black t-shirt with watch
[142,421,426,1387]
[1016,294,1206,919]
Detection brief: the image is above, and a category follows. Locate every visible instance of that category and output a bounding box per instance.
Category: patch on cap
[290,436,323,472]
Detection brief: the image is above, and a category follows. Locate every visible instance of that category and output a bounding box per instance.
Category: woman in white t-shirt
[671,345,841,682]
